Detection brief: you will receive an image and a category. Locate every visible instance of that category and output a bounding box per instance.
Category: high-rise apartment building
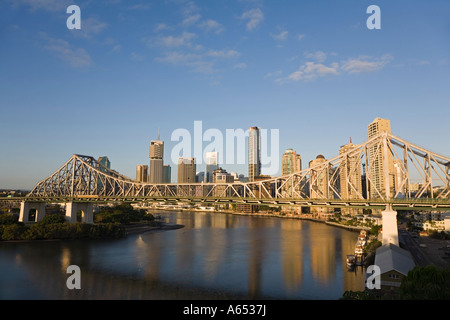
[309,154,332,215]
[339,141,362,215]
[205,151,219,183]
[136,165,149,183]
[149,140,164,183]
[248,126,261,182]
[178,157,196,184]
[367,117,395,199]
[281,149,302,176]
[309,155,329,199]
[339,141,362,199]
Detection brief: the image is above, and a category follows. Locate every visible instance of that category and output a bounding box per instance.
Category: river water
[0,211,366,300]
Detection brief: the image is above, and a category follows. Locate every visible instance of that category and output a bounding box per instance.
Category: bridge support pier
[381,204,399,246]
[19,201,46,223]
[65,202,94,224]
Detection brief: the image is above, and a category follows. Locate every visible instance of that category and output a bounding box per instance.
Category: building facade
[367,117,395,199]
[136,164,149,183]
[205,151,219,183]
[149,140,164,183]
[248,126,261,182]
[281,148,302,176]
[339,141,363,215]
[178,157,196,184]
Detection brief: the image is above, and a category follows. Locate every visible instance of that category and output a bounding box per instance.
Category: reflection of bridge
[14,132,450,225]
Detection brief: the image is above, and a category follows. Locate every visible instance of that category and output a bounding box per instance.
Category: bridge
[7,131,450,225]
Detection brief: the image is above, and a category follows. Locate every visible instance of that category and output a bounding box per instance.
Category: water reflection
[0,211,365,300]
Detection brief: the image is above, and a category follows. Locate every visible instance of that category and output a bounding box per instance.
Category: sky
[1,0,450,190]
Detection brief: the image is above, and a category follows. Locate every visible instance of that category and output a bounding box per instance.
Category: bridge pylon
[65,202,94,224]
[381,204,399,246]
[19,201,46,223]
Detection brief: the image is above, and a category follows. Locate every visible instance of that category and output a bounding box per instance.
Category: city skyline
[1,0,450,189]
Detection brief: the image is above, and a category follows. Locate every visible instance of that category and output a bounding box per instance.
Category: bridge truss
[24,132,450,210]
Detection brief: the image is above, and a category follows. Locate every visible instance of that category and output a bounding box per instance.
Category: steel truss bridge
[14,131,449,212]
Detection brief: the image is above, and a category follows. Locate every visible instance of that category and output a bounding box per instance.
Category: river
[0,210,366,300]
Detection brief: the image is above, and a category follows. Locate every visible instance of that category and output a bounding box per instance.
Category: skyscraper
[136,165,149,183]
[149,139,164,183]
[205,151,219,183]
[367,117,395,199]
[339,140,362,215]
[309,154,331,215]
[281,149,302,176]
[248,126,261,182]
[309,155,328,199]
[162,164,171,183]
[178,157,196,184]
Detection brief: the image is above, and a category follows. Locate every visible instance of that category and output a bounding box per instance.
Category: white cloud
[282,53,393,83]
[73,17,107,39]
[183,13,202,26]
[206,49,240,59]
[233,63,247,69]
[241,8,264,31]
[147,31,197,48]
[297,34,305,41]
[305,51,327,63]
[271,30,288,41]
[288,62,339,81]
[43,37,92,68]
[156,48,241,74]
[199,19,225,34]
[340,54,393,74]
[10,0,71,11]
[154,23,172,32]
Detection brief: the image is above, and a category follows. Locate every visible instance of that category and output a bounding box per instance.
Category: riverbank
[124,222,184,235]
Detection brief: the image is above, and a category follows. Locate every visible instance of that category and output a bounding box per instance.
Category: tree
[398,265,450,299]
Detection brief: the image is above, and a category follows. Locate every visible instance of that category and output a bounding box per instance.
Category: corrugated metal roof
[374,244,415,276]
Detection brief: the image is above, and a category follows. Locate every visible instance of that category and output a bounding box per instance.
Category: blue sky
[1,0,449,189]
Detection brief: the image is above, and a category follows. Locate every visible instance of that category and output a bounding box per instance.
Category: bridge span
[2,131,448,225]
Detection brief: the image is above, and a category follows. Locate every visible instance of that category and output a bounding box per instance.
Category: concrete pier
[65,202,94,224]
[19,201,46,223]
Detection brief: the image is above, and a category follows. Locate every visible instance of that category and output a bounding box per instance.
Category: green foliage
[398,265,450,300]
[370,225,382,236]
[0,213,19,225]
[37,214,66,225]
[95,204,154,224]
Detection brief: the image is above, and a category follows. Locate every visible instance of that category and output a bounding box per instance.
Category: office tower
[248,126,261,182]
[178,157,196,184]
[281,149,302,176]
[205,151,219,183]
[162,164,171,183]
[149,140,164,183]
[97,156,111,193]
[196,171,205,183]
[136,165,149,183]
[339,140,362,215]
[97,156,111,171]
[367,117,394,199]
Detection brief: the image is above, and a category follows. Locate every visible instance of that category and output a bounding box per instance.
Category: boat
[346,255,356,267]
[354,243,364,255]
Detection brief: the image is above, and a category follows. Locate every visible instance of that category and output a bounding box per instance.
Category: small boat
[346,255,356,267]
